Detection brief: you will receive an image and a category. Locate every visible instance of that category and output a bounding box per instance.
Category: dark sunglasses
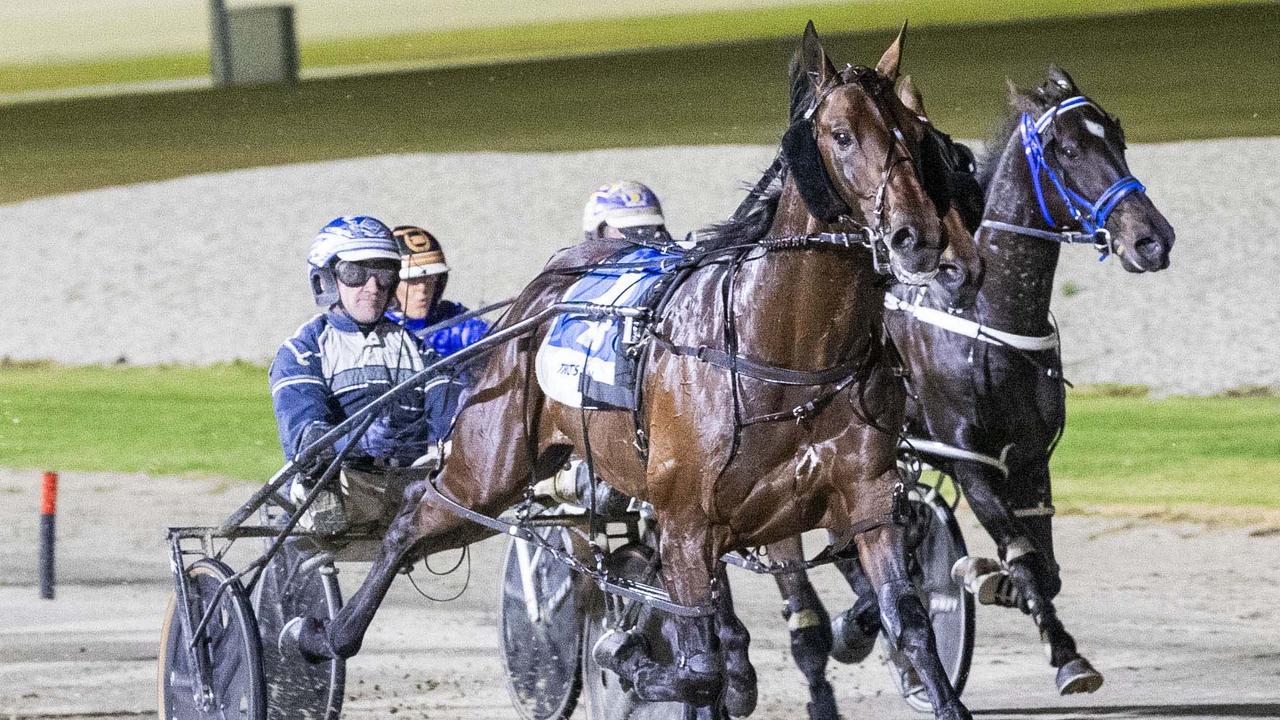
[335,260,398,289]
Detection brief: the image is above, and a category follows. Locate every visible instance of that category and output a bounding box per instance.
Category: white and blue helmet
[582,181,666,237]
[307,215,400,307]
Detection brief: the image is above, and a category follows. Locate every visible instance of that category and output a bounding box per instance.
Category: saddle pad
[536,246,678,409]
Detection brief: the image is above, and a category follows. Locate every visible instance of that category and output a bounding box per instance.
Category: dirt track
[1,470,1278,719]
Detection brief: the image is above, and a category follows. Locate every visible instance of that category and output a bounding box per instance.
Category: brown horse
[283,23,971,720]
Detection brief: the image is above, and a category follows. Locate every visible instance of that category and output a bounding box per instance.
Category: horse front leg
[593,521,725,712]
[713,563,757,717]
[767,537,838,720]
[857,521,970,720]
[952,461,1102,694]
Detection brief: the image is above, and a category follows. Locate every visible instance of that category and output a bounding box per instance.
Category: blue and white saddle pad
[536,246,680,409]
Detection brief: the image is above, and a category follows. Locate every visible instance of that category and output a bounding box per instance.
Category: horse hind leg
[857,521,971,720]
[284,482,484,662]
[768,538,839,720]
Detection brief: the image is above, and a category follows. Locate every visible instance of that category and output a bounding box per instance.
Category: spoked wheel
[580,543,684,720]
[158,558,267,720]
[499,518,584,720]
[251,542,345,720]
[883,481,976,713]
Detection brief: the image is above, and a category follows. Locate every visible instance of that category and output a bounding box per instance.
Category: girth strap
[650,333,859,386]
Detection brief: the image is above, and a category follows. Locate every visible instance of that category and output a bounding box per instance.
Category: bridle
[981,95,1147,261]
[768,66,934,281]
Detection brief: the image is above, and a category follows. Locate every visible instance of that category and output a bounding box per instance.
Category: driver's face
[395,275,442,320]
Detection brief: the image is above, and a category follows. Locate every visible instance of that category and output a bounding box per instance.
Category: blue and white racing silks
[384,300,490,358]
[270,310,464,466]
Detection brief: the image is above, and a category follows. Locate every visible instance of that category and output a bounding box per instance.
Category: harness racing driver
[270,215,462,535]
[384,224,489,357]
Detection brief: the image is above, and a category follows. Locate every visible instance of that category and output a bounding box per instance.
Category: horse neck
[975,132,1062,334]
[733,183,879,367]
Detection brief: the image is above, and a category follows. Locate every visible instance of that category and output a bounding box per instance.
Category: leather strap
[650,333,859,386]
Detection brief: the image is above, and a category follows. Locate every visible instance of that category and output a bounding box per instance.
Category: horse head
[1009,66,1175,272]
[782,22,946,285]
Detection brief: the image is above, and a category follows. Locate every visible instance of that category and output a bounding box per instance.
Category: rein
[981,96,1146,261]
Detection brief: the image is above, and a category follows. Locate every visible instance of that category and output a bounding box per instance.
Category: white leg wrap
[1004,536,1037,563]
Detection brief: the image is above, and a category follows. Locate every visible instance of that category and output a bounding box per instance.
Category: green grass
[1052,391,1280,508]
[0,0,1263,95]
[0,362,279,481]
[0,4,1275,205]
[1,364,1277,510]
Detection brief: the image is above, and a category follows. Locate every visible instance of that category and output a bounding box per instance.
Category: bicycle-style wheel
[499,521,584,720]
[885,483,975,712]
[158,558,267,720]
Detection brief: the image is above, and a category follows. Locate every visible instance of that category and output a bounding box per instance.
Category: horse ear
[798,20,839,90]
[897,74,927,118]
[1007,78,1037,114]
[1046,64,1079,93]
[876,21,908,81]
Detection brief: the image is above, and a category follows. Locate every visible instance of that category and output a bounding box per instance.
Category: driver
[384,225,489,357]
[269,215,454,534]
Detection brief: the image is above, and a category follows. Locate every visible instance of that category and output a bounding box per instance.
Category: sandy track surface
[1,140,1277,395]
[1,469,1278,719]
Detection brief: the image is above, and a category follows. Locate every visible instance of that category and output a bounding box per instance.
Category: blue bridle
[984,96,1146,261]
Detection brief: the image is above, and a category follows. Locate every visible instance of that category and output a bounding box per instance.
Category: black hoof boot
[806,679,840,720]
[591,628,645,680]
[723,657,757,717]
[278,616,331,664]
[830,605,879,664]
[1057,656,1104,695]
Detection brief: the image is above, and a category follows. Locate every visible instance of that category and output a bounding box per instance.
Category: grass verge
[1,364,1276,511]
[0,4,1276,205]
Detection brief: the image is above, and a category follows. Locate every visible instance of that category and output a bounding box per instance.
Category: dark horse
[767,67,1176,718]
[282,23,976,720]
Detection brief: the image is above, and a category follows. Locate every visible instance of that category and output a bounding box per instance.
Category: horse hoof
[830,607,878,664]
[723,664,757,717]
[1057,656,1104,695]
[278,616,327,664]
[591,629,641,670]
[806,682,841,720]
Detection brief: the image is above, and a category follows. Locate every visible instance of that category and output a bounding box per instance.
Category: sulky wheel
[251,542,345,720]
[158,557,267,720]
[499,518,584,720]
[580,543,684,720]
[883,482,976,713]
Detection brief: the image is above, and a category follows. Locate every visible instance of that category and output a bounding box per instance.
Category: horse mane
[975,74,1077,191]
[696,181,783,250]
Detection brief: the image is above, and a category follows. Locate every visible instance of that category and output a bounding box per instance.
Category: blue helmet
[307,215,399,307]
[582,181,665,238]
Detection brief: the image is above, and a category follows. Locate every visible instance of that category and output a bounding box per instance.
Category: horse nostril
[1135,237,1164,260]
[889,226,920,252]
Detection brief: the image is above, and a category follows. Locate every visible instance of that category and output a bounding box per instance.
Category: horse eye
[833,130,854,147]
[1061,144,1080,160]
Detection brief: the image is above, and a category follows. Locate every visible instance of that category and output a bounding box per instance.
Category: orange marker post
[39,471,57,599]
